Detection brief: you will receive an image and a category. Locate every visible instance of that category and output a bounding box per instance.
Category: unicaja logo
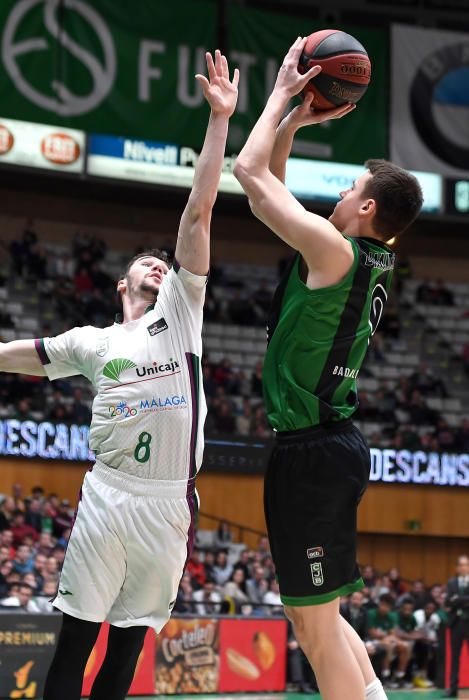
[2,0,117,116]
[103,358,137,382]
[136,358,180,378]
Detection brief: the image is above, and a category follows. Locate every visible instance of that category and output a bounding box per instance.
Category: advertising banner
[391,24,469,176]
[0,1,386,164]
[82,623,155,697]
[1,418,468,488]
[0,117,85,173]
[155,617,220,694]
[0,613,61,698]
[0,0,216,148]
[218,618,287,692]
[227,5,388,164]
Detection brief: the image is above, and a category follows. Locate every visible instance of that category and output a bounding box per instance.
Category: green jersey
[397,611,417,633]
[368,608,397,633]
[263,236,394,431]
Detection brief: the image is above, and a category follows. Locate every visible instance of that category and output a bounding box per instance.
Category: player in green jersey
[234,37,423,700]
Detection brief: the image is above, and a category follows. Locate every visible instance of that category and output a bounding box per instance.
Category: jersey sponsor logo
[103,358,137,381]
[140,395,187,411]
[362,250,395,271]
[96,338,109,357]
[307,546,324,559]
[310,562,324,587]
[332,365,359,379]
[147,317,168,336]
[135,357,179,378]
[108,401,138,418]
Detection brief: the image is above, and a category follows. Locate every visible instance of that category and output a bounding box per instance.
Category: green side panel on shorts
[280,577,364,607]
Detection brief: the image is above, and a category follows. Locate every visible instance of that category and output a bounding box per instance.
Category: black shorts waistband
[275,419,354,444]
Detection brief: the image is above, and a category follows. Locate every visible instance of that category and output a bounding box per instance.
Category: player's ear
[117,277,127,295]
[360,198,376,217]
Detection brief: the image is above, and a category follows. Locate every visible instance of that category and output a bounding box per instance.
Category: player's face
[328,171,373,233]
[128,256,169,297]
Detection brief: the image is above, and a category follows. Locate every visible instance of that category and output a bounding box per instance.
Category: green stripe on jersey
[263,236,394,431]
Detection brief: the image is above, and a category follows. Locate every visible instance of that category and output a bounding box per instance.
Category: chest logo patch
[96,338,109,357]
[147,317,168,336]
[103,358,137,382]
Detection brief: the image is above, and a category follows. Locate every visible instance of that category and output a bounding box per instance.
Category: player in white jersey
[0,51,238,700]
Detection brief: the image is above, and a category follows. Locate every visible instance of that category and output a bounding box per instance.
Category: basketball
[298,29,371,110]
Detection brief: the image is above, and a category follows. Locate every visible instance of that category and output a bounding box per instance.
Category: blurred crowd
[0,482,464,693]
[0,225,468,447]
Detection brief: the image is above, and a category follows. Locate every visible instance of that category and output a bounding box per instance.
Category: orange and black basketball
[298,29,371,110]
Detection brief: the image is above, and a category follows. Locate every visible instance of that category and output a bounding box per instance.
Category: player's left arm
[234,37,355,276]
[175,50,239,276]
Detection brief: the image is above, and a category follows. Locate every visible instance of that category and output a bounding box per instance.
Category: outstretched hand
[274,36,323,99]
[196,50,239,117]
[286,91,356,129]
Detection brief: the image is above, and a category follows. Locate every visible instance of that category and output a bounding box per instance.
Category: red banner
[445,629,469,689]
[81,623,155,697]
[218,618,287,692]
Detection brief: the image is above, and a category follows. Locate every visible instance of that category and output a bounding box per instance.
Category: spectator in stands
[263,579,283,615]
[174,572,194,613]
[186,548,206,590]
[250,361,263,398]
[250,405,271,438]
[434,418,456,450]
[433,279,454,306]
[287,622,318,694]
[416,279,434,304]
[203,551,216,581]
[0,560,13,596]
[236,398,253,436]
[455,418,469,451]
[341,591,370,641]
[43,556,59,583]
[252,279,272,314]
[52,500,73,539]
[192,577,222,615]
[12,544,34,575]
[368,594,411,688]
[405,390,438,426]
[32,579,60,613]
[27,243,48,280]
[0,496,16,531]
[413,599,440,688]
[213,400,236,434]
[54,252,75,279]
[11,511,39,547]
[407,580,428,610]
[223,568,250,611]
[388,568,406,597]
[0,529,15,559]
[25,497,43,533]
[246,565,269,605]
[409,362,447,398]
[202,365,217,400]
[215,521,233,550]
[1,582,36,612]
[69,387,92,425]
[35,532,53,558]
[212,550,233,587]
[228,290,256,325]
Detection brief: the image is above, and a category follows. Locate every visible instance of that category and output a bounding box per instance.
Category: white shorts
[53,461,197,632]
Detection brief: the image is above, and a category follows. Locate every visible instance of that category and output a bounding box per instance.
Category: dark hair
[364,159,423,240]
[118,248,172,284]
[379,593,395,606]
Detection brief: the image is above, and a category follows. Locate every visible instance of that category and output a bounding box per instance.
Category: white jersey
[35,263,207,481]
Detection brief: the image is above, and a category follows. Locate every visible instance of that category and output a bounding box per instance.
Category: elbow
[233,157,255,186]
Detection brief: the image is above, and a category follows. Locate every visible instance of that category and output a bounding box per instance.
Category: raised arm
[0,340,46,376]
[270,92,353,184]
[234,37,355,278]
[175,50,239,275]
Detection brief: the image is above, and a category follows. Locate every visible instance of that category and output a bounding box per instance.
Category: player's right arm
[269,93,354,184]
[0,340,46,376]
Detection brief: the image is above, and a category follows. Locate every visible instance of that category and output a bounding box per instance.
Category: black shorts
[264,419,370,607]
